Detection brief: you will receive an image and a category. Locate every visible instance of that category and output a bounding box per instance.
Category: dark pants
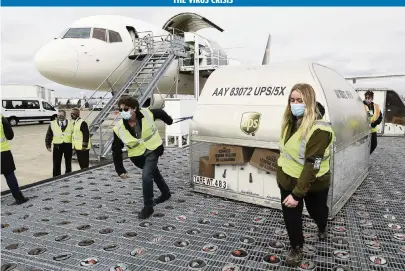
[279,186,329,248]
[3,171,23,200]
[76,149,89,169]
[52,143,72,177]
[131,151,170,207]
[370,132,377,154]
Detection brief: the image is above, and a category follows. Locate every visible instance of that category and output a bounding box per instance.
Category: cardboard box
[199,156,215,178]
[249,148,280,174]
[391,117,405,126]
[208,144,254,165]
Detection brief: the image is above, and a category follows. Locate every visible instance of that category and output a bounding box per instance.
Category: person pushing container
[276,83,336,267]
[111,96,173,219]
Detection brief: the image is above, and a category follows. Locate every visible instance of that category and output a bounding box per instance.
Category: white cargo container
[1,84,55,105]
[356,88,405,137]
[189,61,371,219]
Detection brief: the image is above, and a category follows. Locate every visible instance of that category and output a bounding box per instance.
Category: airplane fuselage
[34,15,213,104]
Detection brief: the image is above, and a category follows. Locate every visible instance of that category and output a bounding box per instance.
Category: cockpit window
[93,28,107,42]
[58,29,69,38]
[63,28,91,39]
[108,30,122,43]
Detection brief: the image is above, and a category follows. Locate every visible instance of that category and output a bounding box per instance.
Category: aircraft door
[126,26,142,53]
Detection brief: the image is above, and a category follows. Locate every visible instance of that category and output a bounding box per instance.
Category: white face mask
[120,111,131,120]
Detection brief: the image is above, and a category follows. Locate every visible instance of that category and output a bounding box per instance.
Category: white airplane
[34,13,231,107]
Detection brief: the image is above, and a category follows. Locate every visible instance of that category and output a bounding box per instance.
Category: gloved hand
[371,122,377,128]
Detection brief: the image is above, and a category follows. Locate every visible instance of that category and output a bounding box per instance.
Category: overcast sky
[1,7,405,99]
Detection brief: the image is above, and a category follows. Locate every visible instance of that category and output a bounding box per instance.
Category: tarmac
[0,109,167,193]
[1,110,92,192]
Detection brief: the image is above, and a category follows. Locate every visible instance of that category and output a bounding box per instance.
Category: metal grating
[1,137,405,271]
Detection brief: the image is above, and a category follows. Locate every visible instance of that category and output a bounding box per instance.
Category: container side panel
[312,64,370,149]
[331,135,369,216]
[192,63,324,146]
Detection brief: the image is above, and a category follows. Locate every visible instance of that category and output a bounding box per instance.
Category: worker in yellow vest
[1,114,28,204]
[112,96,173,219]
[276,83,336,267]
[70,108,91,169]
[45,109,74,177]
[363,90,382,154]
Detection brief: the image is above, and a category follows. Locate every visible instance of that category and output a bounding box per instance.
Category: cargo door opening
[384,90,405,135]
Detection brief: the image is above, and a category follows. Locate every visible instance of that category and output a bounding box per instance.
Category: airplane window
[58,28,69,38]
[63,28,91,39]
[108,30,122,43]
[93,28,107,42]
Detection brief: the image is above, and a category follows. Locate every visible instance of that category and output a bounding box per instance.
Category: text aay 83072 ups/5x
[212,86,287,96]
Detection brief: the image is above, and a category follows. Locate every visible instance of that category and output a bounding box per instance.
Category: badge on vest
[313,157,322,170]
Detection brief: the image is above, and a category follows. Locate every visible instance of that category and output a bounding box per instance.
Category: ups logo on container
[240,112,261,136]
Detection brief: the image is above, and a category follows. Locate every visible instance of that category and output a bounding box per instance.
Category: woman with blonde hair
[276,83,335,267]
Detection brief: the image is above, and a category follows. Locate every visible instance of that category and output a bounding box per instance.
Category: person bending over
[112,96,173,219]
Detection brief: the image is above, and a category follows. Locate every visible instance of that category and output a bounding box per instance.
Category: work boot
[138,206,154,219]
[153,192,171,205]
[285,246,303,267]
[14,193,29,205]
[318,229,327,242]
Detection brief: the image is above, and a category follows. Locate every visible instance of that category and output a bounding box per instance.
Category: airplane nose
[35,40,78,83]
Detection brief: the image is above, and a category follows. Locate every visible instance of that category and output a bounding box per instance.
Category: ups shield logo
[240,112,261,136]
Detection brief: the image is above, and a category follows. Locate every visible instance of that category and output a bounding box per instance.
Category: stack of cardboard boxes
[198,144,281,200]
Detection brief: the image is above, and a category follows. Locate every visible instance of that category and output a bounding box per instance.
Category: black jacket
[112,108,173,175]
[363,101,383,128]
[1,116,16,175]
[45,119,73,149]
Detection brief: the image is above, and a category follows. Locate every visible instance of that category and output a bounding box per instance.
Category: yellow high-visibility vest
[72,119,91,150]
[277,120,336,178]
[113,108,162,157]
[51,120,73,144]
[0,114,11,152]
[364,104,381,133]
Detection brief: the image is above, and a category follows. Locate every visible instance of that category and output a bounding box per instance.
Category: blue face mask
[291,103,306,117]
[120,111,132,120]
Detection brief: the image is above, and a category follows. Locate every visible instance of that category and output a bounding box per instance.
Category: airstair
[80,33,188,162]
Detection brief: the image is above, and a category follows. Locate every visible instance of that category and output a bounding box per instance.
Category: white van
[1,97,58,126]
